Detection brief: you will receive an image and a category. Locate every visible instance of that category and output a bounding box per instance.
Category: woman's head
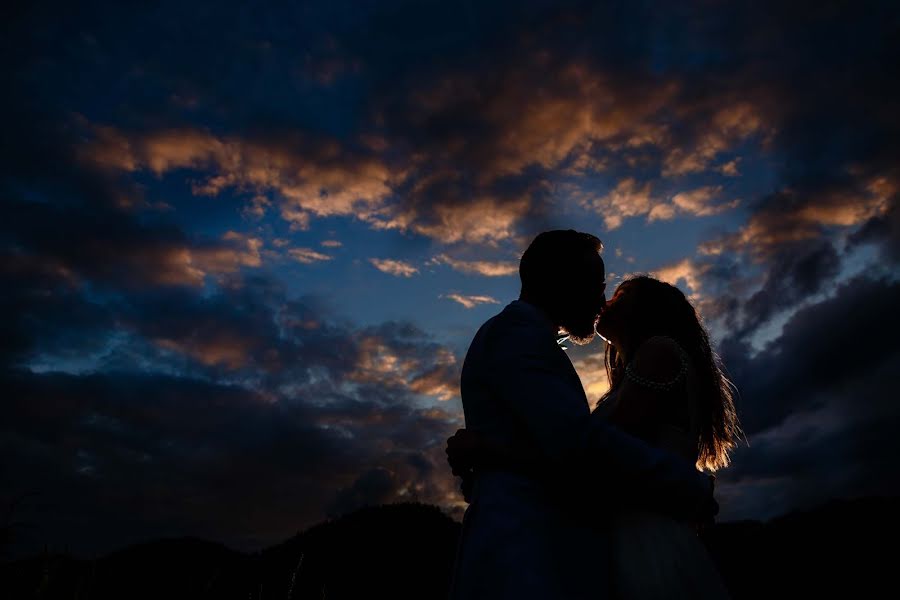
[598,275,742,472]
[597,276,698,354]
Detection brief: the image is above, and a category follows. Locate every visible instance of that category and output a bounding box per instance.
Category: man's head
[519,230,606,345]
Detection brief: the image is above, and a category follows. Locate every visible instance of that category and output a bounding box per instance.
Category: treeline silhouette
[2,497,895,599]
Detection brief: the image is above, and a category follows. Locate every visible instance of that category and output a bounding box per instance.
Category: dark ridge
[2,497,896,599]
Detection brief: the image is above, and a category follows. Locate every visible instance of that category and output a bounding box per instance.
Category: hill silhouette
[1,497,896,599]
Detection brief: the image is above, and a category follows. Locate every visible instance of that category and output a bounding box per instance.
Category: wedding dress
[591,337,732,599]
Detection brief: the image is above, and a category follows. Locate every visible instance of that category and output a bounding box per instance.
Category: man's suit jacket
[448,299,709,600]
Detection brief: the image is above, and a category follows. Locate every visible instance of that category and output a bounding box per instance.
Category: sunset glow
[3,0,898,560]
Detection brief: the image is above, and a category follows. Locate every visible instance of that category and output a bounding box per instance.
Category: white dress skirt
[607,508,731,599]
[594,388,731,599]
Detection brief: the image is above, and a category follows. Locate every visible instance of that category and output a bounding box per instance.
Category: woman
[590,275,739,598]
[448,275,741,598]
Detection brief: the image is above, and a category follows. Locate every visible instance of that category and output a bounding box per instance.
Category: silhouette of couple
[446,230,740,599]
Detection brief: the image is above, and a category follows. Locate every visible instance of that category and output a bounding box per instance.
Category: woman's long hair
[601,275,742,472]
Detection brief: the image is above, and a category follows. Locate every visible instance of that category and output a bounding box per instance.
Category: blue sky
[3,0,899,559]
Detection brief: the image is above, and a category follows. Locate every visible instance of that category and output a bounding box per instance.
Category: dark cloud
[1,230,464,559]
[848,195,900,264]
[723,274,900,435]
[714,274,900,519]
[0,252,113,366]
[739,239,842,335]
[1,352,461,559]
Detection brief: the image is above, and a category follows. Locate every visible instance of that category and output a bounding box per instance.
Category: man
[447,230,716,599]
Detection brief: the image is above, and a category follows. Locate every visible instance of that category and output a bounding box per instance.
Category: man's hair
[519,230,604,300]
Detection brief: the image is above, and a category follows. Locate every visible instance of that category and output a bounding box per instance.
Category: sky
[3,0,899,559]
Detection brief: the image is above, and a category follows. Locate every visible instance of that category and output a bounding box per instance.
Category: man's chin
[561,323,597,345]
[566,331,596,346]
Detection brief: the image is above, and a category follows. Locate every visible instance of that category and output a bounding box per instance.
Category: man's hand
[446,428,482,503]
[446,428,481,477]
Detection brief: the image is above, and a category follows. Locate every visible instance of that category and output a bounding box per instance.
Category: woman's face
[595,282,637,347]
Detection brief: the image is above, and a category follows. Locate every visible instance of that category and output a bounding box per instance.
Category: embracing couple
[446,230,741,599]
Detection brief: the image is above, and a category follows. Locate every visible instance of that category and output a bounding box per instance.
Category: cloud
[59,2,788,250]
[374,190,534,246]
[5,199,265,290]
[687,174,899,343]
[349,332,459,402]
[1,365,463,558]
[321,240,343,248]
[721,274,900,435]
[718,159,741,177]
[82,125,401,233]
[442,293,501,309]
[670,186,738,218]
[364,35,776,243]
[288,248,333,264]
[652,258,710,295]
[191,230,264,272]
[369,258,419,277]
[430,254,518,277]
[583,182,740,229]
[661,103,770,177]
[583,178,656,230]
[571,352,610,403]
[0,269,466,557]
[713,274,900,520]
[848,194,900,264]
[740,240,841,331]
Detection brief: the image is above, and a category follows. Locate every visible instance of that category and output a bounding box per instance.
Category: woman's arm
[447,428,565,503]
[446,429,543,480]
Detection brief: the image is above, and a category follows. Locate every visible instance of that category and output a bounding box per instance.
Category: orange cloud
[288,248,333,264]
[407,348,460,401]
[82,126,399,232]
[719,159,741,176]
[412,62,679,180]
[81,60,774,248]
[369,258,419,277]
[580,178,656,230]
[701,175,894,258]
[194,230,263,269]
[653,258,710,294]
[580,180,741,229]
[442,293,501,309]
[349,336,458,401]
[662,102,771,177]
[133,230,263,288]
[670,186,737,217]
[373,191,532,245]
[571,353,610,402]
[430,254,518,277]
[154,334,253,371]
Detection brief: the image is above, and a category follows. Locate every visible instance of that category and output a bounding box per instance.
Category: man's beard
[560,315,598,346]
